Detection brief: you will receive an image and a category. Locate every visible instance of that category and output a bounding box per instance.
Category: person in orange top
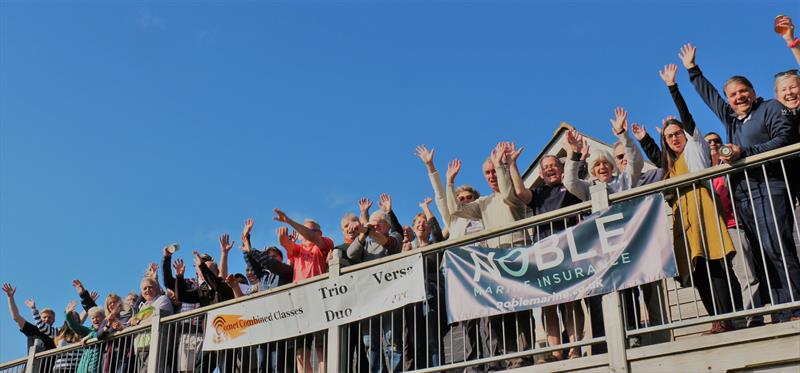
[273,208,334,282]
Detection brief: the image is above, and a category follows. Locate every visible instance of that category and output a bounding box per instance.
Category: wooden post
[590,182,630,373]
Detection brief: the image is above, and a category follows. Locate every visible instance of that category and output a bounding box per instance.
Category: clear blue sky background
[1,0,797,361]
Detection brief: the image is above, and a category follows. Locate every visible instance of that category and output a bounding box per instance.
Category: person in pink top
[272,208,333,372]
[272,208,333,282]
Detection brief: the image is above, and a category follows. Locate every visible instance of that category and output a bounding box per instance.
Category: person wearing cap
[680,43,800,321]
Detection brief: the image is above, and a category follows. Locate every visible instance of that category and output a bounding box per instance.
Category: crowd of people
[3,13,800,373]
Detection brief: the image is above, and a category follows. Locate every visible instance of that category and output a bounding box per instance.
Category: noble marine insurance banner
[203,254,426,351]
[442,194,677,323]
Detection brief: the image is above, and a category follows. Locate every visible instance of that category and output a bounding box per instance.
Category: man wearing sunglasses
[681,43,800,321]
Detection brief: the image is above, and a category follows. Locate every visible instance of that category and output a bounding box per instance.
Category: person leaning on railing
[444,142,532,370]
[563,108,645,352]
[773,68,799,213]
[656,61,744,334]
[240,218,294,373]
[272,208,333,373]
[346,210,404,373]
[506,143,586,360]
[64,300,104,373]
[680,43,800,321]
[400,197,446,370]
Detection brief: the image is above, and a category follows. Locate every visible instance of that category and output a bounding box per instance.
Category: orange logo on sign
[211,314,270,343]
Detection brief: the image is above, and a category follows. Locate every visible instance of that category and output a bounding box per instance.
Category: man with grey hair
[273,208,334,282]
[346,210,404,373]
[680,43,800,320]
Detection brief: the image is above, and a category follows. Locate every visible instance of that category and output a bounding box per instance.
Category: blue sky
[1,0,797,360]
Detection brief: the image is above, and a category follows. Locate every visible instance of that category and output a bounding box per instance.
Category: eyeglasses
[614,154,625,160]
[706,138,722,145]
[774,69,799,78]
[664,131,685,140]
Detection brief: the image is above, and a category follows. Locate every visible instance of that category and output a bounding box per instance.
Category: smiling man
[681,43,800,320]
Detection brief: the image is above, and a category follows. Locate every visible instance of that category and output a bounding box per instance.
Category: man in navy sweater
[679,43,800,320]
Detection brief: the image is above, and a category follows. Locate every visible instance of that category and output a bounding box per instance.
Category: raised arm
[2,283,25,329]
[379,194,403,235]
[660,63,697,134]
[680,43,734,127]
[357,198,372,225]
[273,208,329,253]
[416,145,451,227]
[224,276,244,299]
[162,248,176,292]
[611,107,643,188]
[494,142,527,208]
[64,301,92,337]
[563,130,592,201]
[506,143,533,205]
[72,279,98,314]
[631,124,662,165]
[218,233,234,280]
[776,15,800,65]
[445,159,483,220]
[346,221,366,260]
[173,259,201,304]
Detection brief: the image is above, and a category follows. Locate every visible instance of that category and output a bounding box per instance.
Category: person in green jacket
[64,300,105,373]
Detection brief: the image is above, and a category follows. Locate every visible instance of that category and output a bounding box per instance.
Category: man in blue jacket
[679,43,800,320]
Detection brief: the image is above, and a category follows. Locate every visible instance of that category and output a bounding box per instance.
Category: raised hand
[565,129,584,153]
[243,218,254,237]
[661,115,677,127]
[219,233,234,254]
[678,43,696,69]
[631,123,648,141]
[419,197,432,210]
[192,251,204,267]
[144,263,158,279]
[224,274,238,286]
[776,15,795,41]
[414,145,435,166]
[1,283,14,297]
[23,299,35,309]
[658,64,678,86]
[506,142,524,164]
[90,291,99,302]
[166,289,178,302]
[358,197,373,213]
[288,230,299,243]
[173,259,186,277]
[72,279,85,293]
[581,139,591,161]
[346,220,362,235]
[610,107,629,135]
[379,193,392,213]
[490,142,508,166]
[65,300,77,313]
[272,208,289,223]
[276,227,289,240]
[446,159,461,184]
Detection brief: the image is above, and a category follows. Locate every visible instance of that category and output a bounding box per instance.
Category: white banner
[203,254,426,351]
